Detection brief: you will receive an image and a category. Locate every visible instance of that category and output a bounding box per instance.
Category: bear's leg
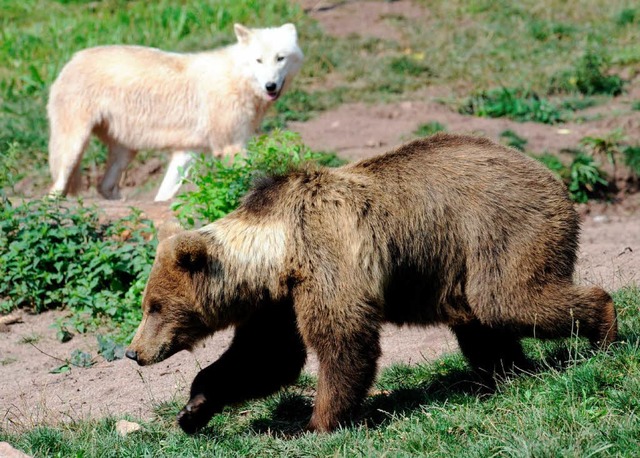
[177,300,306,434]
[452,321,530,382]
[518,284,618,348]
[308,325,381,432]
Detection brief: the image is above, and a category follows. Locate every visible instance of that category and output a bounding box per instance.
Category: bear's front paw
[177,394,212,434]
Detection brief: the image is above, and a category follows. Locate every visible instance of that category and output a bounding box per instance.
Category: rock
[0,442,32,458]
[115,419,142,437]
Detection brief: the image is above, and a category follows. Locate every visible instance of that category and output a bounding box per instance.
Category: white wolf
[47,23,303,201]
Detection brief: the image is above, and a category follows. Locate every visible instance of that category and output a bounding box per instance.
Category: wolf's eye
[256,58,262,64]
[148,301,162,314]
[276,55,285,62]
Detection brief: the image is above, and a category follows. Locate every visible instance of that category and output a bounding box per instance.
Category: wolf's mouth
[266,78,286,101]
[266,87,282,100]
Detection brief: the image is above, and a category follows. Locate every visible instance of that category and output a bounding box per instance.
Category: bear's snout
[125,349,139,363]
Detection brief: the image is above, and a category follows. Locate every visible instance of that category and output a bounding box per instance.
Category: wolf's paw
[177,394,212,434]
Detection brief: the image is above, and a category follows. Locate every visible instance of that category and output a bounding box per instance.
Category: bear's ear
[234,23,252,45]
[281,23,297,39]
[172,232,208,272]
[158,221,183,242]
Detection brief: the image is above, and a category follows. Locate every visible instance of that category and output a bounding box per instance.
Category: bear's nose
[125,349,138,361]
[265,82,277,92]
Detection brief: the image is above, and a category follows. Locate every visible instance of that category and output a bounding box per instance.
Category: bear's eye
[148,301,162,314]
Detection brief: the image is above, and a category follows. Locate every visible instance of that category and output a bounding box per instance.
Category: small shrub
[552,50,625,96]
[615,8,638,26]
[534,152,609,203]
[631,100,640,111]
[567,153,609,203]
[172,130,346,227]
[0,197,156,340]
[580,129,625,179]
[622,145,640,177]
[459,88,564,124]
[413,122,446,137]
[499,130,528,151]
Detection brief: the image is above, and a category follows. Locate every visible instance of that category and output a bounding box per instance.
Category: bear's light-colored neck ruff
[201,217,287,267]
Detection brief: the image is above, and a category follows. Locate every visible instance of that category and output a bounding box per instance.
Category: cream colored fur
[47,23,303,201]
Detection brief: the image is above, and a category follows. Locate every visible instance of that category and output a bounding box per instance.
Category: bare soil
[2,0,639,432]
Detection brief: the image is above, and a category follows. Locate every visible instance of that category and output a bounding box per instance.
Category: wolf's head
[234,23,304,101]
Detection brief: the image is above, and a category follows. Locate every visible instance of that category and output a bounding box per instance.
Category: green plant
[459,88,564,124]
[171,130,346,227]
[580,129,625,180]
[413,122,446,137]
[552,50,625,96]
[567,153,609,203]
[622,145,640,177]
[615,8,638,26]
[499,129,528,151]
[535,153,566,176]
[18,334,41,345]
[0,142,26,195]
[0,197,156,341]
[534,152,609,203]
[631,100,640,111]
[97,335,126,362]
[51,349,95,374]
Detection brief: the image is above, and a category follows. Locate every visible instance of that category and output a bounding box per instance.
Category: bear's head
[126,224,212,366]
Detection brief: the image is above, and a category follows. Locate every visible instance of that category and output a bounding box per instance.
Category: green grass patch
[413,121,447,138]
[499,129,528,152]
[459,88,565,124]
[551,49,626,96]
[2,287,638,456]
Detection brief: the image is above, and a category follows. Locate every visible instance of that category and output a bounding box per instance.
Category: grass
[1,286,638,456]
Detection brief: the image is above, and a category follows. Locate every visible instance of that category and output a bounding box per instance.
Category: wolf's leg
[177,300,306,434]
[98,143,136,200]
[48,124,92,197]
[154,151,194,201]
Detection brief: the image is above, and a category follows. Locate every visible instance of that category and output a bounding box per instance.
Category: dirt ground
[1,0,639,432]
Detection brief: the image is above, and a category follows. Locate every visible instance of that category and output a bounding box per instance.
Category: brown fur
[127,133,617,433]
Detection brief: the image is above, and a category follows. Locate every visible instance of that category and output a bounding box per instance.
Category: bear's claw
[177,394,211,434]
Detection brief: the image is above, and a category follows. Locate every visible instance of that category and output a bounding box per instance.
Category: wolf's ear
[158,221,183,242]
[234,23,252,45]
[281,23,297,39]
[172,232,208,272]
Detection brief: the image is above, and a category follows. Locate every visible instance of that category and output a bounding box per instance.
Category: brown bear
[126,133,617,434]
